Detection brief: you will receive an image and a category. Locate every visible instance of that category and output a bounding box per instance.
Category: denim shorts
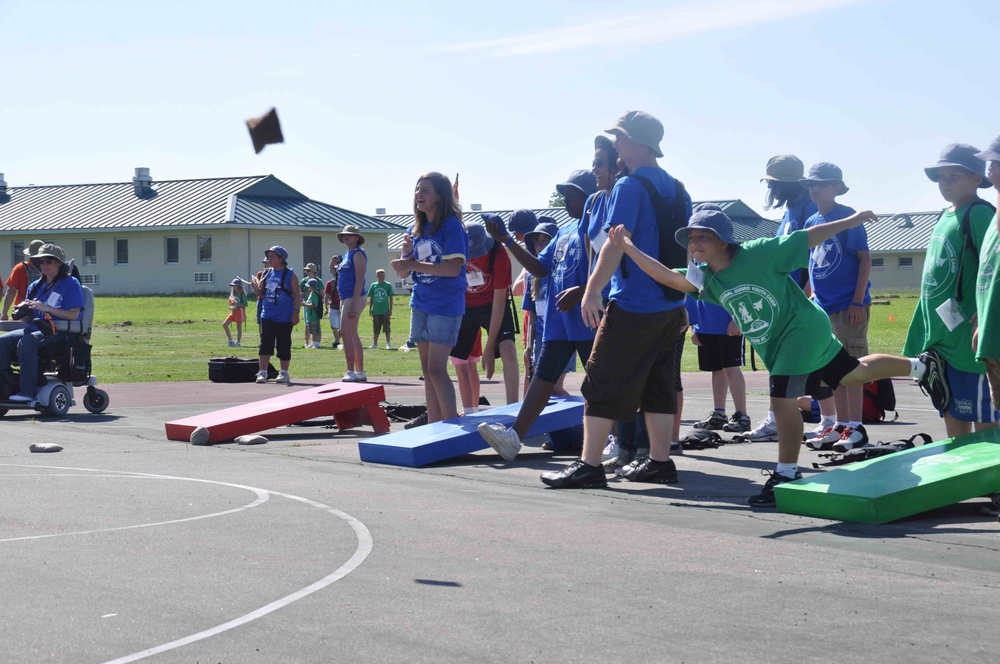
[409,307,462,347]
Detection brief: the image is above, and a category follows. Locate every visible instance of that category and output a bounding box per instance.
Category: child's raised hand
[849,210,878,227]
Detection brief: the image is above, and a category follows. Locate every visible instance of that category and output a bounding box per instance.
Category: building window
[80,274,99,286]
[83,239,97,265]
[303,236,322,275]
[165,237,179,264]
[11,241,24,270]
[871,257,884,270]
[198,236,212,264]
[898,256,913,269]
[115,239,129,265]
[194,272,215,283]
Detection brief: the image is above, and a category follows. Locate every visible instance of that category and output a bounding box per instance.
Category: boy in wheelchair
[0,243,105,414]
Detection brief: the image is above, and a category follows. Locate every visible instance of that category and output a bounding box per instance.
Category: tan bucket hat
[34,243,67,264]
[23,239,45,257]
[337,225,366,245]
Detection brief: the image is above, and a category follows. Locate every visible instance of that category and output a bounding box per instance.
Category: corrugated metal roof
[0,174,406,233]
[866,211,943,253]
[380,201,778,251]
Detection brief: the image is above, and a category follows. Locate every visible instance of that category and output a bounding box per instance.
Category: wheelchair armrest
[52,320,84,334]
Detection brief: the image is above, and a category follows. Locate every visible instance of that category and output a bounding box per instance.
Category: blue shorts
[532,334,576,378]
[409,307,462,347]
[942,364,1000,423]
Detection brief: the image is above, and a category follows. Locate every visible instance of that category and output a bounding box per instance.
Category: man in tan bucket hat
[1,239,45,321]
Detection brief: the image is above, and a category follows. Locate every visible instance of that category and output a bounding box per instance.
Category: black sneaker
[722,411,752,433]
[693,411,727,430]
[918,349,951,412]
[619,457,678,484]
[404,412,428,430]
[540,460,608,489]
[747,470,802,508]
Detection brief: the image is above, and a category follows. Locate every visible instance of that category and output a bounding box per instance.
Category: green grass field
[89,293,919,383]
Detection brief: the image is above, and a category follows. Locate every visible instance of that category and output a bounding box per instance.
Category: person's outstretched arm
[806,211,878,248]
[607,224,697,294]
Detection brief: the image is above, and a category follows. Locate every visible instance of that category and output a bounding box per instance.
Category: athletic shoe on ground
[619,456,678,484]
[404,412,427,429]
[255,370,268,384]
[832,425,869,453]
[918,349,951,412]
[227,340,237,347]
[602,435,618,461]
[234,341,241,347]
[386,344,393,350]
[304,343,312,349]
[722,411,752,433]
[670,440,683,455]
[540,460,607,489]
[602,446,636,473]
[805,425,845,451]
[368,344,378,349]
[276,370,290,384]
[745,418,779,442]
[478,423,522,462]
[342,370,357,382]
[355,371,368,382]
[804,419,836,440]
[693,410,728,430]
[747,470,802,508]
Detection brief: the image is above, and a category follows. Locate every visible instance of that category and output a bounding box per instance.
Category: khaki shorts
[829,306,869,358]
[985,358,1000,412]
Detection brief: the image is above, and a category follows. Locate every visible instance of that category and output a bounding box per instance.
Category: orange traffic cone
[889,314,895,322]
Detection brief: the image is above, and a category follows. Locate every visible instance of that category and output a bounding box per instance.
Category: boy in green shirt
[974,136,1000,414]
[608,208,949,507]
[302,278,322,349]
[367,269,395,349]
[903,144,998,438]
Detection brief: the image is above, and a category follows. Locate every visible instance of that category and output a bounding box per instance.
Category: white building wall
[868,252,924,292]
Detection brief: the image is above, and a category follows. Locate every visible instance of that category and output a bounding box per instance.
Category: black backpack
[620,174,691,301]
[680,429,722,450]
[956,198,997,303]
[812,433,931,468]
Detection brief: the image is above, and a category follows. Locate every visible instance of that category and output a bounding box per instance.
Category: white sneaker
[227,340,237,347]
[368,344,378,349]
[832,425,869,453]
[602,435,618,461]
[276,370,290,384]
[805,425,845,451]
[304,343,312,349]
[386,344,393,350]
[342,370,358,382]
[355,371,368,382]
[804,418,836,440]
[255,370,268,384]
[745,417,779,442]
[312,342,321,348]
[477,422,522,462]
[233,341,240,347]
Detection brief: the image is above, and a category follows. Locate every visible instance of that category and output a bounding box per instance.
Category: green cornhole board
[775,429,1000,524]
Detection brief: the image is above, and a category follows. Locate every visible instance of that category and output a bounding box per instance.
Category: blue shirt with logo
[27,275,85,323]
[804,203,871,314]
[777,198,818,290]
[409,215,468,317]
[337,247,367,300]
[260,268,297,322]
[584,191,612,301]
[602,166,691,314]
[686,295,734,335]
[535,221,594,342]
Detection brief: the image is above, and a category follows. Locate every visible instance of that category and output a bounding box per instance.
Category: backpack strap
[618,174,689,300]
[956,199,996,302]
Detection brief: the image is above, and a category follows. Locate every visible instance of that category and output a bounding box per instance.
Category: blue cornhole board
[358,396,584,467]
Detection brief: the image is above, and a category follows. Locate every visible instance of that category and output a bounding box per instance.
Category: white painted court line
[0,464,374,664]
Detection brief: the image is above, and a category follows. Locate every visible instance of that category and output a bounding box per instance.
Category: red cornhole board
[164,382,389,445]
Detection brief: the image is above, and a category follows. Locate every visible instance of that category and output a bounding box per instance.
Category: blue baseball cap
[926,143,991,188]
[800,162,849,194]
[306,278,321,289]
[675,209,740,248]
[556,170,598,198]
[975,136,1000,163]
[265,245,288,260]
[524,221,559,247]
[465,222,495,260]
[508,209,538,235]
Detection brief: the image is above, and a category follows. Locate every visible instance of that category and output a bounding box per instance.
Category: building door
[303,236,323,277]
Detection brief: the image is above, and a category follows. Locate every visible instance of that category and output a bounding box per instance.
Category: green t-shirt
[229,292,248,310]
[303,290,320,324]
[367,281,394,316]
[976,214,1000,361]
[902,203,993,373]
[695,230,842,375]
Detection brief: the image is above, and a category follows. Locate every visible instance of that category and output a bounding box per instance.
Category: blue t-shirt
[260,268,296,322]
[777,198,818,290]
[337,247,367,300]
[535,221,594,342]
[687,296,734,335]
[804,203,871,314]
[409,215,468,317]
[584,191,612,301]
[27,275,85,324]
[602,166,691,313]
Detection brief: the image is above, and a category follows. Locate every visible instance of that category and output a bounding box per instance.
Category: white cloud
[440,0,868,56]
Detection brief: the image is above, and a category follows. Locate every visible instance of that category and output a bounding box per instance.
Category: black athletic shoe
[540,460,608,489]
[404,412,428,430]
[918,349,951,412]
[619,456,678,484]
[693,410,728,430]
[747,470,803,508]
[722,411,752,433]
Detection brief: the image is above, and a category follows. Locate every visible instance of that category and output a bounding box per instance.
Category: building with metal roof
[0,170,408,294]
[866,210,945,291]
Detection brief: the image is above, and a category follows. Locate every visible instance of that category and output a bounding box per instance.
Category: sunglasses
[592,159,607,169]
[806,181,838,188]
[38,257,60,264]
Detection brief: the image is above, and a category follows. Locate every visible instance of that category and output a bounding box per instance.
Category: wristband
[850,302,864,307]
[401,252,414,260]
[503,237,515,248]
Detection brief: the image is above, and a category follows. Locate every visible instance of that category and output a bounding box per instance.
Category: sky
[2,0,998,220]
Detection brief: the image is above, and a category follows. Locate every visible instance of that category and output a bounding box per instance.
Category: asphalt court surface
[1,374,998,663]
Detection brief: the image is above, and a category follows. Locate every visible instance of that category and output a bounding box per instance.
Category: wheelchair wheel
[83,388,109,414]
[46,385,72,417]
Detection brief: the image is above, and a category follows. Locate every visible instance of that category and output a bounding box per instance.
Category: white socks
[909,358,925,379]
[776,462,798,479]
